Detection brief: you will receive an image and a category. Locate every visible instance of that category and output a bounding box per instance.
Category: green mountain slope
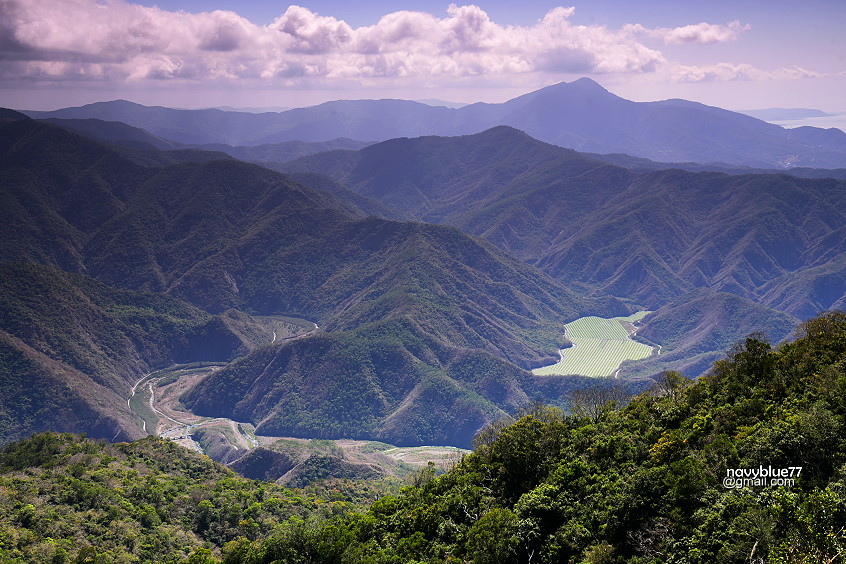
[287,127,846,319]
[0,118,613,354]
[228,311,846,563]
[283,126,621,244]
[627,289,799,377]
[0,432,352,562]
[0,114,620,445]
[184,318,538,448]
[539,170,846,317]
[76,159,604,367]
[0,263,257,443]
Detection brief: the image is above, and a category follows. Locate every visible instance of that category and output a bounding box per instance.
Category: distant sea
[769,114,846,133]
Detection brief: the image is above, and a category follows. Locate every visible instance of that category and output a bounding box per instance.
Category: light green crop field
[533,312,654,377]
[616,311,650,324]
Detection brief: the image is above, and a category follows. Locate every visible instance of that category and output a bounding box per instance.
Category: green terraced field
[532,312,654,377]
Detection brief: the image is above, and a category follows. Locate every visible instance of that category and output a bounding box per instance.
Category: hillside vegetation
[286,125,844,379]
[0,116,624,446]
[184,318,541,448]
[0,433,374,563]
[223,310,846,563]
[627,289,800,379]
[2,311,843,562]
[4,103,844,453]
[287,126,846,320]
[0,263,260,444]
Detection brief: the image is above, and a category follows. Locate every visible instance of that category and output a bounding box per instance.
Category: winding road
[127,318,319,453]
[127,365,262,454]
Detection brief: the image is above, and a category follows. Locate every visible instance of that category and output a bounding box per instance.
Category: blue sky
[1,0,844,113]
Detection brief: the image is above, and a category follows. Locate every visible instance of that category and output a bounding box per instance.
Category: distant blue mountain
[41,117,372,164]
[24,78,846,168]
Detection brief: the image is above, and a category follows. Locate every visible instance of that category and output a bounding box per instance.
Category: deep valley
[1,76,845,562]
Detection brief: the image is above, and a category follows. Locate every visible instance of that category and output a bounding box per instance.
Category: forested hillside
[3,109,839,447]
[2,312,843,562]
[286,126,846,319]
[0,263,257,444]
[0,433,373,562]
[628,289,798,378]
[223,311,846,563]
[283,126,845,378]
[0,115,626,446]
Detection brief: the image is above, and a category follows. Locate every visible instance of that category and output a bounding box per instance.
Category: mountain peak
[569,77,607,91]
[475,124,531,139]
[541,77,611,96]
[82,99,147,110]
[508,77,617,107]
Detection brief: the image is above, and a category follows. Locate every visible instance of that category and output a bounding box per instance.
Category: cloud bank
[0,0,807,86]
[625,20,750,45]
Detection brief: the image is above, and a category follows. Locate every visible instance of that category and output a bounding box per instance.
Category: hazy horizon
[2,1,845,115]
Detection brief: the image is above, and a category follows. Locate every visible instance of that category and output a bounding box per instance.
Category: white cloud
[270,5,354,54]
[0,1,664,82]
[0,0,823,88]
[670,63,826,83]
[626,21,750,45]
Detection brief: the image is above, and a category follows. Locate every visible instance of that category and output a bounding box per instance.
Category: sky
[1,0,844,114]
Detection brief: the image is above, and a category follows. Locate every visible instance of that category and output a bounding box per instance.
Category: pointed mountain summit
[506,77,619,105]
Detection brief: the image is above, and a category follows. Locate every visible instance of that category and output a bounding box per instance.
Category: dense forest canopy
[226,311,846,563]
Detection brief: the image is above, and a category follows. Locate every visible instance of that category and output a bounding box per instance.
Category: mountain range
[37,114,846,183]
[285,126,846,319]
[24,78,846,169]
[0,115,631,447]
[40,116,372,167]
[3,73,846,563]
[3,78,846,450]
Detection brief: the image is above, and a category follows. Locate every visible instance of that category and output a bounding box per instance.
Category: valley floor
[128,364,467,480]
